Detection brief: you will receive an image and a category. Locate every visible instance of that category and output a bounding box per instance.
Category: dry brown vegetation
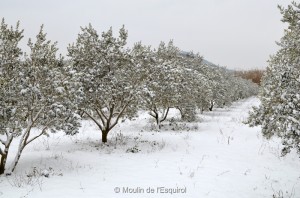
[234,69,265,85]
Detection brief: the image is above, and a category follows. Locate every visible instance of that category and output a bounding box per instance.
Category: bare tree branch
[95,100,108,120]
[149,111,157,118]
[98,107,108,121]
[82,109,103,131]
[22,106,45,147]
[26,127,47,146]
[95,108,106,127]
[109,100,132,131]
[25,117,56,146]
[106,104,114,130]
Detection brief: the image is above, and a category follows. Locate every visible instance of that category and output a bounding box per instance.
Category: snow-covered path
[0,97,299,198]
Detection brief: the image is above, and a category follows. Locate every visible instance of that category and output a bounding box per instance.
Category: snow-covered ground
[0,97,299,198]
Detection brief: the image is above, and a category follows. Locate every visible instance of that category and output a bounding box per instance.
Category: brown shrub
[234,69,265,85]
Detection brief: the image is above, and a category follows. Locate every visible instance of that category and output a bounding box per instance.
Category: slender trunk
[0,153,7,175]
[155,114,159,125]
[9,107,44,173]
[0,135,13,175]
[10,130,29,173]
[209,101,214,111]
[10,129,46,173]
[10,147,24,173]
[151,111,161,130]
[157,119,161,130]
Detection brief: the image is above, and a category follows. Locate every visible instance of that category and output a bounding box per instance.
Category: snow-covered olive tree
[181,53,215,113]
[206,67,227,111]
[175,52,209,119]
[141,41,185,127]
[0,22,80,174]
[68,25,144,143]
[0,19,24,175]
[247,2,300,156]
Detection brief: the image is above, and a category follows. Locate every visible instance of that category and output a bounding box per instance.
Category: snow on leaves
[247,2,300,156]
[0,20,80,174]
[0,20,258,174]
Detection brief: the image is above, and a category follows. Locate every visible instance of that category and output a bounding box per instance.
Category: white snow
[0,97,299,198]
[54,87,65,94]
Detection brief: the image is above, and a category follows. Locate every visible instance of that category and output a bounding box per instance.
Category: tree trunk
[209,101,214,111]
[0,136,13,175]
[149,110,164,130]
[150,111,160,128]
[102,130,109,143]
[156,117,160,126]
[0,153,7,175]
[157,119,161,130]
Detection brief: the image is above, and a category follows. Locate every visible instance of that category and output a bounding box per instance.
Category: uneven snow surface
[0,97,299,198]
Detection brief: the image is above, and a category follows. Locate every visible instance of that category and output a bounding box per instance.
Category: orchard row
[0,19,258,174]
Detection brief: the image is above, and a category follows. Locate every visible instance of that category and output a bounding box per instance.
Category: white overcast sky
[0,0,294,70]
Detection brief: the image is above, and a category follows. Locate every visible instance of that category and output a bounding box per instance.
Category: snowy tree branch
[26,117,57,146]
[4,130,10,139]
[82,109,103,131]
[149,111,157,118]
[95,100,108,120]
[99,108,109,120]
[106,105,115,129]
[26,127,48,146]
[0,138,5,146]
[21,106,45,147]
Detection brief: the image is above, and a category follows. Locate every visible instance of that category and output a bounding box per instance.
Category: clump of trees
[0,19,258,174]
[247,2,300,156]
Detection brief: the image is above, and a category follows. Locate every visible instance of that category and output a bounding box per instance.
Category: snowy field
[0,97,299,198]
